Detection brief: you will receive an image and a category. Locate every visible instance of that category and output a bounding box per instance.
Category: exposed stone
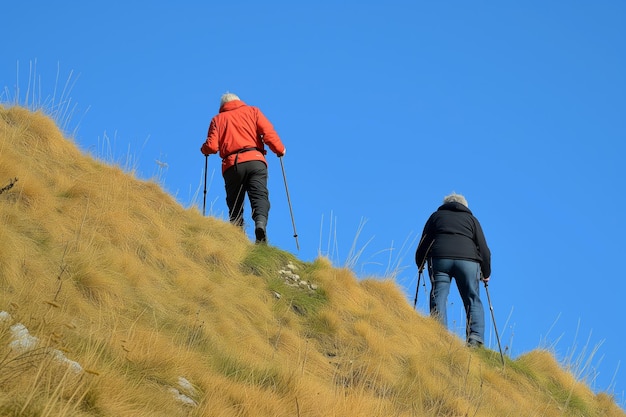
[168,376,198,407]
[278,264,318,293]
[7,322,83,373]
[0,311,12,323]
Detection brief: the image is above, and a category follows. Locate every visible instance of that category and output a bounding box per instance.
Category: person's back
[417,201,491,276]
[202,95,284,174]
[211,101,263,158]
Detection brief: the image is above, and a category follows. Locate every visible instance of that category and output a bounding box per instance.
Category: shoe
[467,339,483,348]
[254,218,267,244]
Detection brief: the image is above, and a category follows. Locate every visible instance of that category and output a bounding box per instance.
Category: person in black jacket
[415,193,492,347]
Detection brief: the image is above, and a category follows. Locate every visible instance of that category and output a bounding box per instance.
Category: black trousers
[223,160,270,227]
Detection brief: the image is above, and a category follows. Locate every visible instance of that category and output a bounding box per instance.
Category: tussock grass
[0,105,624,416]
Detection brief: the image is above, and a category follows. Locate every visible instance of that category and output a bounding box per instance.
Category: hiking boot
[466,339,483,349]
[254,217,267,244]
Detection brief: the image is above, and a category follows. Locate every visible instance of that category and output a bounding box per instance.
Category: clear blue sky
[2,1,624,407]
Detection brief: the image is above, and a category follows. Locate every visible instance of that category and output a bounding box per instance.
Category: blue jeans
[429,258,484,344]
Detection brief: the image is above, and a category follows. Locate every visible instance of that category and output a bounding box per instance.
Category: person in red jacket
[201,93,286,244]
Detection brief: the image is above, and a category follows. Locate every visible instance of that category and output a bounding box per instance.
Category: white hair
[443,192,468,208]
[220,92,240,107]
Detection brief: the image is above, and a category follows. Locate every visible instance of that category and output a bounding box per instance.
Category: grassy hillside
[0,105,623,417]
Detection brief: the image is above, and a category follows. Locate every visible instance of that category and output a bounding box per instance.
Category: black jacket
[415,202,491,278]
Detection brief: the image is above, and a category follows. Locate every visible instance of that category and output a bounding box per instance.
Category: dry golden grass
[0,105,624,416]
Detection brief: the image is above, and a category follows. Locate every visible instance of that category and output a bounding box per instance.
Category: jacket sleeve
[201,119,220,156]
[473,218,491,278]
[255,108,285,156]
[415,219,434,270]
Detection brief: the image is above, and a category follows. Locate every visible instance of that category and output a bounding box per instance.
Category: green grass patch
[545,379,591,416]
[473,346,510,369]
[241,245,329,327]
[240,244,298,277]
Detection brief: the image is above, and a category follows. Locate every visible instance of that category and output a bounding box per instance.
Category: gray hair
[443,192,468,207]
[220,92,240,107]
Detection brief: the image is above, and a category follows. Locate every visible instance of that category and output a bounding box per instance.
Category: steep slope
[0,106,623,417]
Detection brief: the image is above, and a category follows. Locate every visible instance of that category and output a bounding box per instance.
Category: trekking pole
[279,156,300,250]
[483,277,505,366]
[202,155,208,216]
[413,238,434,309]
[413,269,423,309]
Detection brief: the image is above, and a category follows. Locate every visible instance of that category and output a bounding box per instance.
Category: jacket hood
[438,201,473,214]
[219,100,247,113]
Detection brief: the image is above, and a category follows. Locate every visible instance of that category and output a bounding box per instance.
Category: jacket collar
[438,202,472,214]
[219,100,246,112]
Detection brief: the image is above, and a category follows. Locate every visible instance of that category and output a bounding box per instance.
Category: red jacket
[201,100,286,173]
